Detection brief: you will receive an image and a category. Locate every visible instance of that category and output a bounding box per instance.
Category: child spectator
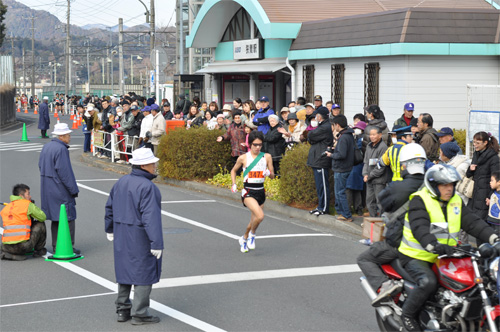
[487,171,500,236]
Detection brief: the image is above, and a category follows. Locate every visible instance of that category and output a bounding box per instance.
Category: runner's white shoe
[247,232,256,250]
[239,236,248,253]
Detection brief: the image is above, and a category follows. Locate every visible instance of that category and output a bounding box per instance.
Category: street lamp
[131,55,143,84]
[50,62,62,85]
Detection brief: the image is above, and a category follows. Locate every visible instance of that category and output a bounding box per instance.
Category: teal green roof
[186,0,301,48]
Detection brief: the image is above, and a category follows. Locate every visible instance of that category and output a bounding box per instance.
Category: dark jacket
[466,148,500,219]
[222,122,247,157]
[264,124,286,158]
[128,112,144,137]
[101,105,113,132]
[419,127,440,161]
[393,114,414,127]
[38,138,79,221]
[164,110,173,120]
[307,119,334,169]
[378,173,424,214]
[346,136,364,190]
[37,101,50,130]
[175,98,191,115]
[330,127,355,173]
[104,168,163,285]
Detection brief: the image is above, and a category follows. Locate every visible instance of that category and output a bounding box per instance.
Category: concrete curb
[79,153,363,237]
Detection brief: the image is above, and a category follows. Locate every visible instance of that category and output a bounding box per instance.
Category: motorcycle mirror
[478,243,496,259]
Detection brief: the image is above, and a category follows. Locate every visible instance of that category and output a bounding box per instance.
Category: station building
[186,0,500,129]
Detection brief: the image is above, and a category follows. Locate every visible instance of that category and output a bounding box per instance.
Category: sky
[15,0,176,28]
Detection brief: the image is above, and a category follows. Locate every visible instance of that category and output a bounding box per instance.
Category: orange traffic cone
[34,106,38,115]
[70,110,74,120]
[57,118,60,124]
[54,108,58,118]
[77,112,82,126]
[17,104,21,112]
[71,116,78,129]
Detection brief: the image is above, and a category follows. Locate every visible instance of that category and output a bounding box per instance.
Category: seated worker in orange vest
[0,184,47,261]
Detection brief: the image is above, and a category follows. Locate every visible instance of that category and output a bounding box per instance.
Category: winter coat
[363,119,390,150]
[37,102,50,130]
[393,114,414,128]
[104,168,163,285]
[222,122,246,157]
[264,124,286,159]
[419,127,440,161]
[284,121,306,143]
[38,138,79,221]
[164,110,174,120]
[362,139,389,184]
[140,114,153,139]
[252,107,275,134]
[119,110,134,131]
[330,127,355,173]
[128,112,144,137]
[346,136,364,190]
[150,113,166,146]
[446,154,471,205]
[378,173,424,214]
[307,120,334,169]
[466,148,500,219]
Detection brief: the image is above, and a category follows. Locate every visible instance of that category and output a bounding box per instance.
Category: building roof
[290,7,500,51]
[258,0,497,23]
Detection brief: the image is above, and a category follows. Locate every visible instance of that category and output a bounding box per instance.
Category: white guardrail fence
[92,130,140,163]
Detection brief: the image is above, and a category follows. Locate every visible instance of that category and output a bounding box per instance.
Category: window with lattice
[331,64,345,114]
[221,8,262,42]
[303,65,315,103]
[364,63,379,107]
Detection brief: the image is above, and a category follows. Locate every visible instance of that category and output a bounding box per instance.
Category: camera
[321,146,332,157]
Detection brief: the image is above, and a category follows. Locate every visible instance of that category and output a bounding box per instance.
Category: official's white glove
[263,169,271,177]
[106,233,114,241]
[231,184,237,193]
[151,249,162,259]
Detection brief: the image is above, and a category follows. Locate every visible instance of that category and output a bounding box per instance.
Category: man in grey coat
[38,123,80,254]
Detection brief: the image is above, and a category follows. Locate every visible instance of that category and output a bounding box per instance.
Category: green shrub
[453,129,466,154]
[278,143,319,207]
[157,127,232,180]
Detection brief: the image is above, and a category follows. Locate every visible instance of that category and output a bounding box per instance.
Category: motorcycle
[360,240,500,332]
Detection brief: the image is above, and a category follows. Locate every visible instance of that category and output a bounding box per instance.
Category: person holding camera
[325,115,355,222]
[307,107,333,216]
[1,184,47,261]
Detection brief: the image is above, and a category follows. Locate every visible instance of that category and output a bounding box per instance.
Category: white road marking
[257,233,333,239]
[161,200,217,204]
[154,265,361,289]
[47,253,226,331]
[0,144,42,151]
[76,179,119,182]
[0,292,116,308]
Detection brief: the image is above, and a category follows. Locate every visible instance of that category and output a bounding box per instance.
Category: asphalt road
[0,112,378,331]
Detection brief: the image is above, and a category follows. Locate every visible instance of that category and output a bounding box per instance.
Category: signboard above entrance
[233,39,263,60]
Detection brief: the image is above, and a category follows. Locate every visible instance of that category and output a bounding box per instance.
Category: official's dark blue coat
[39,138,79,220]
[104,168,164,285]
[37,101,50,130]
[347,136,364,191]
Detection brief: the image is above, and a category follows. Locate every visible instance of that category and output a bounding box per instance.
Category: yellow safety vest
[398,187,461,263]
[383,141,406,182]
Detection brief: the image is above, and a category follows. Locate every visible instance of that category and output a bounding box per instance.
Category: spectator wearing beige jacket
[150,104,166,155]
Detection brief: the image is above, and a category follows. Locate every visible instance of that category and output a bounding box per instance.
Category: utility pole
[86,40,90,85]
[119,18,124,95]
[101,57,105,84]
[106,48,110,85]
[179,1,184,75]
[150,0,155,54]
[22,47,25,94]
[10,34,16,91]
[30,16,35,101]
[65,0,70,114]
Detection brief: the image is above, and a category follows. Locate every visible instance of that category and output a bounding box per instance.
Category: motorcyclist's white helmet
[400,143,426,175]
[424,164,461,198]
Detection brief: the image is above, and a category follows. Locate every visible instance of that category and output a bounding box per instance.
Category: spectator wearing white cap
[38,96,51,138]
[38,123,80,254]
[105,148,163,325]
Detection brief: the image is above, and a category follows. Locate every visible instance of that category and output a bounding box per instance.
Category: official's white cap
[43,96,49,100]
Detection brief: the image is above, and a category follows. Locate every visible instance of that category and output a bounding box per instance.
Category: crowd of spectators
[74,92,500,232]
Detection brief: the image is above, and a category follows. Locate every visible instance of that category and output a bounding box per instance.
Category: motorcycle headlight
[489,257,499,281]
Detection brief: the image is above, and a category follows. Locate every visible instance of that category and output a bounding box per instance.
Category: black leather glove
[434,243,454,256]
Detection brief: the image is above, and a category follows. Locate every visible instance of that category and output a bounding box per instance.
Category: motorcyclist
[397,164,499,331]
[357,143,426,305]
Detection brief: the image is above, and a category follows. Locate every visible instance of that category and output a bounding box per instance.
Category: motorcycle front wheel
[375,310,400,332]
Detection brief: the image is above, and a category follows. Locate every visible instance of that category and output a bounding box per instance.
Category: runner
[54,93,60,113]
[230,130,274,253]
[21,94,28,110]
[33,95,40,111]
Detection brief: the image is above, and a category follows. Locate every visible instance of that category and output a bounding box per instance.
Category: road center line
[0,292,116,308]
[257,234,333,239]
[154,265,361,289]
[161,200,217,204]
[76,179,119,182]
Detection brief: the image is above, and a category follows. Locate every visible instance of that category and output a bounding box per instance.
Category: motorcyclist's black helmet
[424,164,461,199]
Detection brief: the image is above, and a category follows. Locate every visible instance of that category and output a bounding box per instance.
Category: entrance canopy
[196,58,288,74]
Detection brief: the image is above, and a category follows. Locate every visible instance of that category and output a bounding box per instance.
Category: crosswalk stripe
[0,144,43,151]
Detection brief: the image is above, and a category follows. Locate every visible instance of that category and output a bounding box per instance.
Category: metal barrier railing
[92,130,140,163]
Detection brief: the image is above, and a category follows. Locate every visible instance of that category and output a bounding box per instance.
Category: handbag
[456,176,474,199]
[353,137,363,165]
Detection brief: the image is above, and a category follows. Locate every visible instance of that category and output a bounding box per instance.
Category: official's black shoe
[33,248,47,258]
[131,315,160,325]
[1,252,27,261]
[73,248,81,255]
[402,315,421,332]
[117,310,131,323]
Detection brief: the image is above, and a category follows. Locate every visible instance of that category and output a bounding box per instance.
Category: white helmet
[400,143,427,175]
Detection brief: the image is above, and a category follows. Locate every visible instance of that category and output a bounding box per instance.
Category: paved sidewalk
[80,153,364,237]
